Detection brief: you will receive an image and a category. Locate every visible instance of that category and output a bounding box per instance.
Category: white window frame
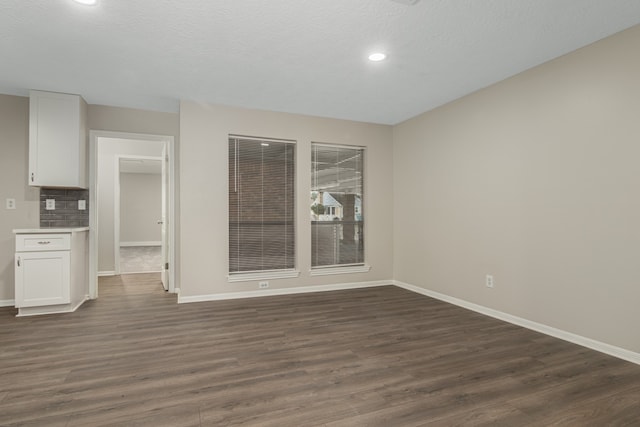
[310,142,370,276]
[228,135,299,282]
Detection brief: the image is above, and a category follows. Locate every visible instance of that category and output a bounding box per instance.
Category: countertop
[13,227,90,234]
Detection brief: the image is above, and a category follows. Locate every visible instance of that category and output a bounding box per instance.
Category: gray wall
[88,104,180,140]
[393,25,640,354]
[120,172,162,244]
[180,102,394,297]
[0,95,39,303]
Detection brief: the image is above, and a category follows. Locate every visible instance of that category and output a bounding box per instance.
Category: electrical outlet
[78,200,86,210]
[6,198,16,210]
[259,281,269,289]
[486,275,494,288]
[45,199,55,210]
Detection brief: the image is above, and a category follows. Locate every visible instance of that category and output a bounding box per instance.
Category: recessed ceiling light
[368,53,387,62]
[73,0,98,5]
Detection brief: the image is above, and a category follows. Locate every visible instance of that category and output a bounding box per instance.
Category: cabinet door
[29,90,87,188]
[15,251,71,307]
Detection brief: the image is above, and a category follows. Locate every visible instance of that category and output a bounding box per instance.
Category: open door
[160,144,169,290]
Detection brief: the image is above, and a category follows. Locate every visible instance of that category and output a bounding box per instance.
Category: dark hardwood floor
[1,274,639,426]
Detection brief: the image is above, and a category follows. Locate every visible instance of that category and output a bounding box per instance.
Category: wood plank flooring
[1,274,639,426]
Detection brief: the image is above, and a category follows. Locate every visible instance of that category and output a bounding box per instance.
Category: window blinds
[229,136,295,273]
[311,143,364,268]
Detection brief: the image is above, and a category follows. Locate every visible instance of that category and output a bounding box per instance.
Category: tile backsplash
[40,188,89,228]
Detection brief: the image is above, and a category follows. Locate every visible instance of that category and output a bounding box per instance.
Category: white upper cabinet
[29,90,88,188]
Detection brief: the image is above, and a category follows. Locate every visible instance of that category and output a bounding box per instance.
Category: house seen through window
[311,143,364,268]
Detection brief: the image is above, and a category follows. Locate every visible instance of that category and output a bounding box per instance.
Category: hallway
[119,246,163,274]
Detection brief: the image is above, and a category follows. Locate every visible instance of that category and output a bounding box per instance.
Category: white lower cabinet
[13,229,89,317]
[15,251,71,307]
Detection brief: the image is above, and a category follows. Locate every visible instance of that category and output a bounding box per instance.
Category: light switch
[78,200,86,210]
[45,199,55,210]
[6,198,16,210]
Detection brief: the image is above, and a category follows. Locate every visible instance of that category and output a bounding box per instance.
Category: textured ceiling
[1,0,639,124]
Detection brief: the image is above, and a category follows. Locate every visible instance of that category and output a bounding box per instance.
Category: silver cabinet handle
[17,257,21,267]
[31,173,34,182]
[37,241,51,245]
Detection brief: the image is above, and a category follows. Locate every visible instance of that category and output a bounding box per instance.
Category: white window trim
[311,142,367,271]
[229,134,296,144]
[312,142,366,149]
[310,264,371,276]
[228,269,300,283]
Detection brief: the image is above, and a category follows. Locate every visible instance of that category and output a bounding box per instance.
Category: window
[229,136,295,277]
[311,143,364,269]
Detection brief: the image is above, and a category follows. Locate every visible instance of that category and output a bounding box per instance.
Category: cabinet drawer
[16,234,71,252]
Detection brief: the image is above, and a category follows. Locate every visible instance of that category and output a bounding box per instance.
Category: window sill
[310,264,371,276]
[227,270,300,283]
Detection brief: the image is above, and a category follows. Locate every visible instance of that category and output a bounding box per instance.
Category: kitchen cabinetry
[14,228,89,317]
[29,90,88,188]
[16,250,70,307]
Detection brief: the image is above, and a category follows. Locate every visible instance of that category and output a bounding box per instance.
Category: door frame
[89,130,176,299]
[114,154,164,276]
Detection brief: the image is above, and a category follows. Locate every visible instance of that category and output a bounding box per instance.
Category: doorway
[115,156,163,276]
[89,131,176,299]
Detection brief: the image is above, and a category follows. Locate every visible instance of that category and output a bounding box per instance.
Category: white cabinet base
[16,297,89,317]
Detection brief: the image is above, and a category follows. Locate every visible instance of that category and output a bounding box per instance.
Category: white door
[160,144,169,290]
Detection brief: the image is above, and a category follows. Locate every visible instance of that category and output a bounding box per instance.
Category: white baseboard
[393,280,640,366]
[178,280,391,304]
[120,241,161,247]
[98,271,115,277]
[0,299,15,307]
[121,270,162,274]
[16,297,88,317]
